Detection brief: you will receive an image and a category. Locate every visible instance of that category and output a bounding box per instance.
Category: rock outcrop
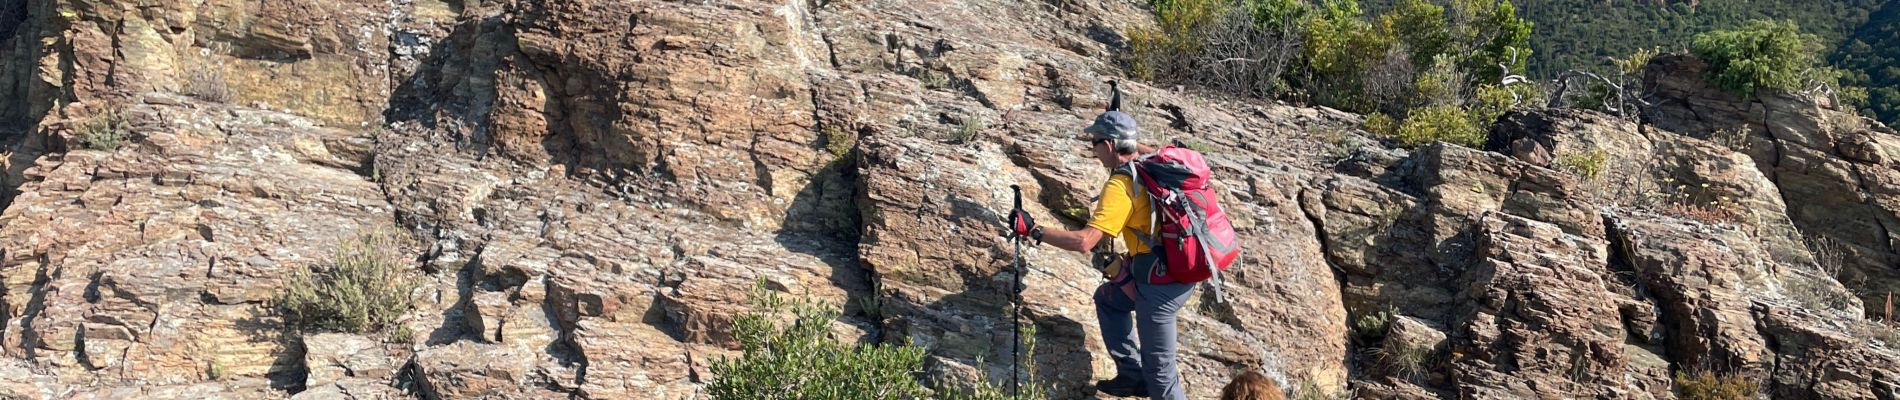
[0,95,393,394]
[2,0,1899,399]
[1646,54,1900,318]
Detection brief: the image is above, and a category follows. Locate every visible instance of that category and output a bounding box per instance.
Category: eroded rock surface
[1,0,1898,399]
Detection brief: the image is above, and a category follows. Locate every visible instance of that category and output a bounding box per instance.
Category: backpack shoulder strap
[1111,160,1160,249]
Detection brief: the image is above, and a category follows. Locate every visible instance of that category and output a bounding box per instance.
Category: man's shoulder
[1101,172,1147,198]
[1103,172,1134,189]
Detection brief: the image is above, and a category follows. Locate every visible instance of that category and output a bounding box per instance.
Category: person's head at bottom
[1219,370,1285,400]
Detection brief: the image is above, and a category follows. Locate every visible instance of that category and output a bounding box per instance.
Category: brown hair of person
[1219,369,1284,400]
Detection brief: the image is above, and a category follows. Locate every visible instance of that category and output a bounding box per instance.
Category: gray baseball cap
[1082,111,1138,141]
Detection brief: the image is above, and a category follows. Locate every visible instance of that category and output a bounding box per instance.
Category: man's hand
[1008,210,1043,244]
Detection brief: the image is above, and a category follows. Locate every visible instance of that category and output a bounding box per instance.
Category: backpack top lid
[1134,146,1212,192]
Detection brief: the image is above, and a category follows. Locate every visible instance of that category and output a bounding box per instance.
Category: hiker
[1218,370,1285,400]
[1007,110,1191,399]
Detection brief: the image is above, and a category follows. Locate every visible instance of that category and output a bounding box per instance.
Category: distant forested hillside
[1832,1,1900,126]
[1357,0,1892,125]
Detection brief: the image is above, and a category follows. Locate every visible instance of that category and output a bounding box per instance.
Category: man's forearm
[1037,226,1101,253]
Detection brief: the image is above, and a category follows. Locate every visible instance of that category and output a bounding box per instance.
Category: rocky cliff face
[0,1,1896,399]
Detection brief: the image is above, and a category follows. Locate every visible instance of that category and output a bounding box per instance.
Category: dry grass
[1375,339,1432,381]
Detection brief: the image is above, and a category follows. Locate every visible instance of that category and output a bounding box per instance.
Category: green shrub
[1674,370,1758,400]
[1614,47,1662,78]
[1128,0,1230,81]
[1691,20,1824,97]
[1410,54,1466,108]
[1457,0,1534,84]
[1302,0,1395,112]
[75,109,128,151]
[909,67,953,90]
[1396,105,1485,148]
[708,282,932,400]
[1470,84,1527,126]
[1383,0,1451,71]
[823,126,855,158]
[954,118,986,144]
[387,325,415,344]
[1352,305,1396,341]
[1290,379,1352,400]
[1362,113,1399,138]
[1554,148,1607,179]
[279,229,417,333]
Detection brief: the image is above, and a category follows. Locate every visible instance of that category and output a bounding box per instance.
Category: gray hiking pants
[1094,253,1195,400]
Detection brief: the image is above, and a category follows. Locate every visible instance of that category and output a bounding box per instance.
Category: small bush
[387,324,415,344]
[1614,47,1662,78]
[1803,234,1847,278]
[279,229,418,333]
[1554,148,1608,179]
[1471,84,1534,125]
[186,62,233,103]
[1410,55,1466,108]
[1395,105,1485,148]
[1289,379,1351,400]
[954,118,986,144]
[1318,124,1362,158]
[708,281,932,400]
[823,126,854,158]
[1362,113,1398,138]
[1710,125,1751,152]
[913,68,953,90]
[1351,305,1396,341]
[1674,370,1758,400]
[1128,0,1231,81]
[75,109,128,151]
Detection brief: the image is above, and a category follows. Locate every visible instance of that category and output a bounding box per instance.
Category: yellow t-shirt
[1087,174,1154,255]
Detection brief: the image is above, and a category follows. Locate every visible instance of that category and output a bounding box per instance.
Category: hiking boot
[1095,375,1149,397]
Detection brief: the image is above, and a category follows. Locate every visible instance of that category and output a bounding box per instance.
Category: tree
[1456,0,1534,84]
[1691,19,1827,97]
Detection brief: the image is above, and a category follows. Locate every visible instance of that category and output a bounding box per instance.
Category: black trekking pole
[1008,184,1024,397]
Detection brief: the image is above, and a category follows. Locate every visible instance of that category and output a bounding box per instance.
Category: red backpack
[1117,146,1241,296]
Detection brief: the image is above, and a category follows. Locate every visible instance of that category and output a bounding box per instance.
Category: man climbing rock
[1008,109,1193,400]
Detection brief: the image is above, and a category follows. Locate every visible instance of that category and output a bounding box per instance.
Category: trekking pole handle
[1010,185,1022,212]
